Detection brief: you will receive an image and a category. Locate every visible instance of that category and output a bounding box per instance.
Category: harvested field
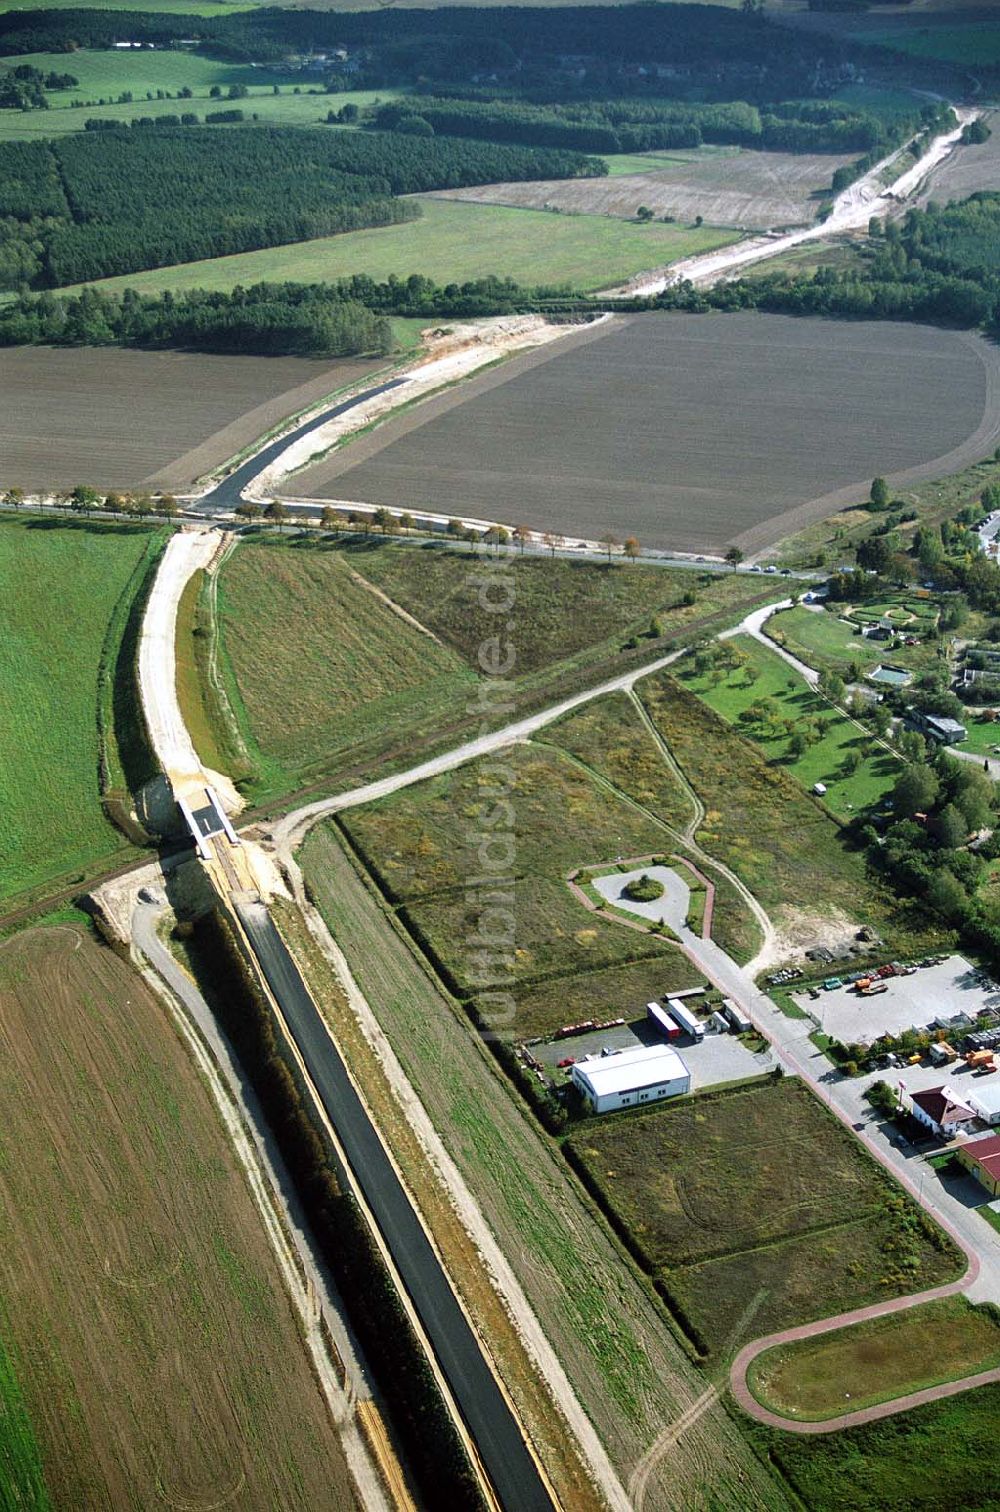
[0,922,359,1509]
[0,346,380,492]
[428,145,854,230]
[566,1078,963,1359]
[297,313,1000,556]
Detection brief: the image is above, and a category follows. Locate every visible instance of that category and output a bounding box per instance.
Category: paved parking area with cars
[532,1012,775,1090]
[791,954,999,1044]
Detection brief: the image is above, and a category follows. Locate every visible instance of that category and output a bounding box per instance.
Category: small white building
[967,1079,1000,1126]
[572,1043,691,1114]
[907,1084,976,1138]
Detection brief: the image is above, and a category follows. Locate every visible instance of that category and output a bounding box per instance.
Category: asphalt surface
[200,378,406,512]
[234,899,551,1512]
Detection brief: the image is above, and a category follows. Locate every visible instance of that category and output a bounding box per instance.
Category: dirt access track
[292,312,1000,556]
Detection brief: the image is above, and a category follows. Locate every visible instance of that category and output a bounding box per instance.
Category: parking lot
[531,1012,775,1091]
[791,954,999,1045]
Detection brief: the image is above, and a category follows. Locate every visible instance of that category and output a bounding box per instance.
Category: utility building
[571,1043,690,1114]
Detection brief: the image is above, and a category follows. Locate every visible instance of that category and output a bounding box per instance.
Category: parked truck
[667,999,705,1041]
[966,1049,995,1069]
[647,1002,681,1041]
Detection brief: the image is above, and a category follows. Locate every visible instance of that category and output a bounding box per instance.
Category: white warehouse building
[571,1043,691,1114]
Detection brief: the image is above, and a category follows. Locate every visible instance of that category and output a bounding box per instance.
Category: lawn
[0,516,165,910]
[676,635,900,816]
[298,820,782,1510]
[566,1078,963,1359]
[638,669,936,954]
[496,952,704,1042]
[748,1297,1000,1422]
[866,23,1000,66]
[214,538,473,797]
[766,603,944,685]
[66,197,736,297]
[0,922,358,1507]
[752,1381,1000,1512]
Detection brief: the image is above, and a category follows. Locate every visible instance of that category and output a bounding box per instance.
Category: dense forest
[0,4,927,98]
[0,283,395,356]
[0,126,598,288]
[373,94,944,159]
[644,193,1000,331]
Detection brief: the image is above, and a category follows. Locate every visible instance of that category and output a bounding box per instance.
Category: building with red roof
[957,1133,1000,1198]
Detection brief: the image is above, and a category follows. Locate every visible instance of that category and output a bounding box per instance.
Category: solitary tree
[70,485,100,516]
[512,523,532,554]
[399,511,416,535]
[635,205,654,222]
[623,535,640,564]
[156,493,179,519]
[3,487,24,509]
[724,546,744,572]
[263,499,288,531]
[447,517,465,538]
[464,526,482,553]
[542,531,564,558]
[600,533,619,563]
[235,500,262,524]
[870,476,890,510]
[103,491,125,515]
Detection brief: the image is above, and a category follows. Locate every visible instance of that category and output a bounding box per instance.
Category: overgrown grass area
[0,923,358,1507]
[566,1078,963,1360]
[676,635,899,816]
[0,516,164,910]
[751,1381,1000,1511]
[71,196,737,297]
[298,821,785,1510]
[214,539,473,798]
[500,953,704,1043]
[543,691,761,958]
[0,1327,48,1510]
[639,670,940,954]
[347,542,768,680]
[209,535,775,805]
[748,1297,1000,1422]
[338,742,683,1025]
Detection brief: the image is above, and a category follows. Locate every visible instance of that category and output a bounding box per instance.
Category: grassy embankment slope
[0,921,359,1508]
[202,537,772,805]
[0,516,165,912]
[748,1296,1000,1422]
[64,196,736,296]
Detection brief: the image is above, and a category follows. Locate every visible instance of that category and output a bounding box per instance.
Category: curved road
[199,378,406,512]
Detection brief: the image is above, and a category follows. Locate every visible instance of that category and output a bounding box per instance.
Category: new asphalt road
[234,898,551,1512]
[200,378,406,512]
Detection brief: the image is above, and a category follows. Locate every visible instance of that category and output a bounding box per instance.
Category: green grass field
[0,1328,48,1510]
[753,1380,1000,1512]
[601,144,740,177]
[677,636,900,816]
[0,72,397,140]
[0,516,164,910]
[749,1297,1000,1422]
[567,1077,963,1360]
[865,23,1000,66]
[766,603,942,684]
[66,197,736,297]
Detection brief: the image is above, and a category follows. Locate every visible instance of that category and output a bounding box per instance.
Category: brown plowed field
[426,146,854,230]
[0,923,360,1509]
[0,346,381,492]
[295,312,1000,555]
